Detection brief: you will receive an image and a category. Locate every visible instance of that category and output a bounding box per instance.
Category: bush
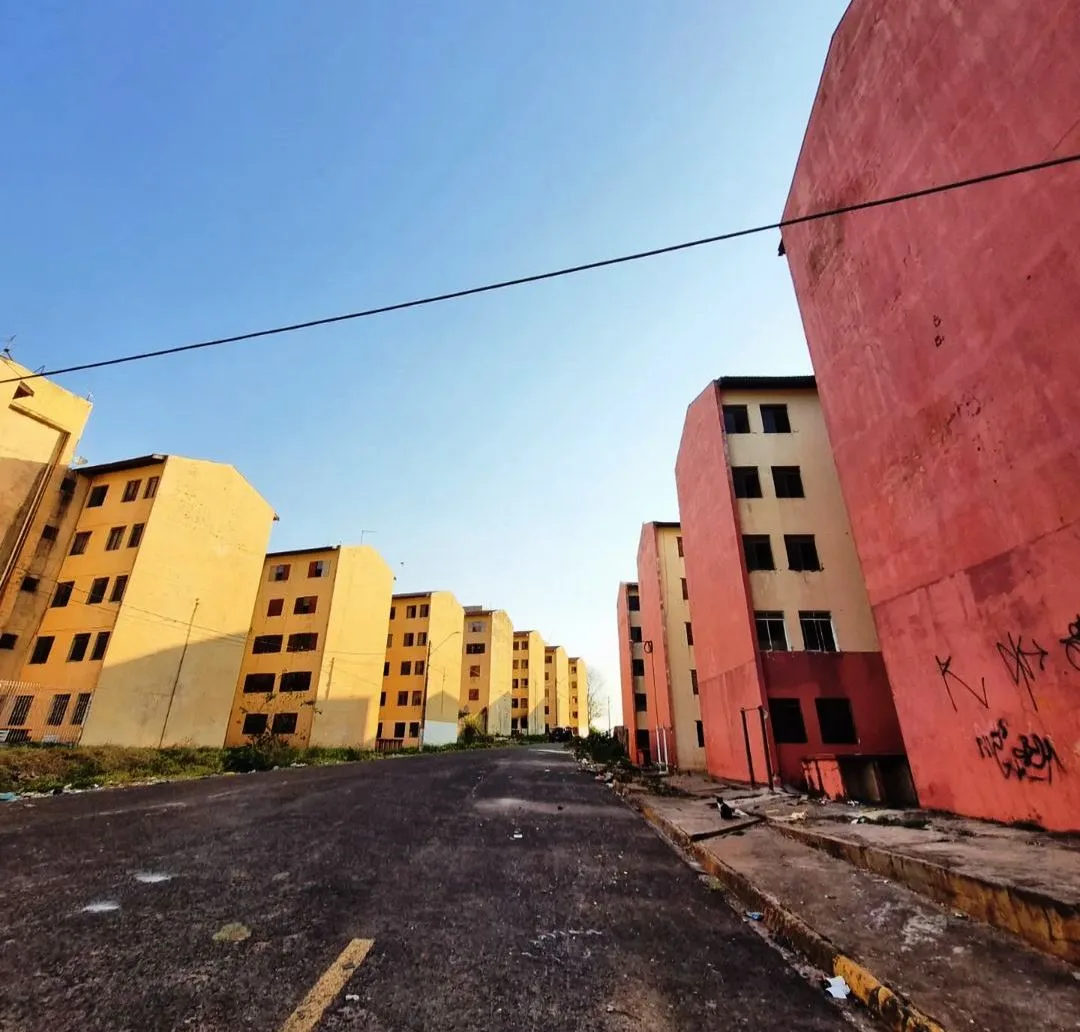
[222,732,298,773]
[572,731,627,766]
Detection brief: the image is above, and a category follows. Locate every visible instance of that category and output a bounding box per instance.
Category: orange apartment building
[616,582,648,759]
[458,606,512,735]
[543,644,569,731]
[568,657,589,735]
[511,629,544,734]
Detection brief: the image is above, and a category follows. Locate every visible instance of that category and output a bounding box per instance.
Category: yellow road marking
[280,937,374,1032]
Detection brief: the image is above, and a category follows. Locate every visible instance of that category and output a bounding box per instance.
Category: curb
[771,822,1080,965]
[629,796,947,1032]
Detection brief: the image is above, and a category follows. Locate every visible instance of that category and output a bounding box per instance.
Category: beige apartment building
[381,591,465,747]
[511,629,544,734]
[616,582,649,760]
[3,454,274,746]
[224,545,393,748]
[458,606,512,735]
[568,657,589,735]
[543,644,569,731]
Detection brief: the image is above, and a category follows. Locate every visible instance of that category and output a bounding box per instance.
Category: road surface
[0,745,851,1030]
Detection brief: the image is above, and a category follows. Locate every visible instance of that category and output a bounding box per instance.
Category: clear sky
[1,1,849,727]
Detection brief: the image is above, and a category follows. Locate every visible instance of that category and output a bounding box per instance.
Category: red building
[781,0,1080,829]
[675,377,910,801]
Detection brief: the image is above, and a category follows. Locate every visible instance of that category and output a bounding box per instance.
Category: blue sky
[1,1,848,725]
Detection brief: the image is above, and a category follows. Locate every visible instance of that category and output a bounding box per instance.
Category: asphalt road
[0,745,852,1031]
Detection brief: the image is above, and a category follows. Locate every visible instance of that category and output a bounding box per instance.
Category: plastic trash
[746,911,764,921]
[213,922,251,943]
[81,901,120,914]
[824,975,850,1000]
[0,792,19,803]
[134,872,174,884]
[345,994,360,1002]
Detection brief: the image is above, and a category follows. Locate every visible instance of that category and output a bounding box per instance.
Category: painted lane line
[280,937,374,1032]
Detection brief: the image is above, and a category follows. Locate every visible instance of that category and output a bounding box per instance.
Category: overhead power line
[4,151,1078,386]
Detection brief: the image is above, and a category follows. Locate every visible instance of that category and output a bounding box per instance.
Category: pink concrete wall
[762,651,905,787]
[782,0,1080,829]
[675,384,770,781]
[635,525,678,766]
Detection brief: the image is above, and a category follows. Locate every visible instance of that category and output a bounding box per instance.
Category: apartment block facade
[616,582,648,760]
[459,607,513,736]
[567,657,588,735]
[543,645,568,731]
[2,454,274,746]
[635,522,705,770]
[676,378,909,799]
[381,591,464,748]
[511,630,544,734]
[225,545,393,749]
[780,0,1080,828]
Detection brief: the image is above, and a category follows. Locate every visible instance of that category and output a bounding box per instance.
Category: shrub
[222,732,298,773]
[572,731,627,766]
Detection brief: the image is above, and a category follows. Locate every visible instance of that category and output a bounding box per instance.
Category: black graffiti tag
[974,718,1066,784]
[936,654,989,711]
[1059,616,1080,671]
[994,633,1048,710]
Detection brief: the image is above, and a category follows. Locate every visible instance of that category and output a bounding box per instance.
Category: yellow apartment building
[380,591,464,747]
[2,454,274,746]
[224,545,393,749]
[511,630,544,734]
[0,358,92,683]
[568,657,589,735]
[543,644,569,731]
[459,606,512,736]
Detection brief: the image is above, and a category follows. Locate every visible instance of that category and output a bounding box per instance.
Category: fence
[0,681,91,746]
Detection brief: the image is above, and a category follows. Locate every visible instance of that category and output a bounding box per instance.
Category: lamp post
[418,629,461,750]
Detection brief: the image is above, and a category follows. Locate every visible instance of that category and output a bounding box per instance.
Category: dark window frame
[754,611,789,652]
[772,466,805,498]
[785,534,822,572]
[760,404,791,434]
[743,535,775,571]
[770,698,808,744]
[800,611,837,652]
[722,404,751,434]
[86,485,108,508]
[280,671,313,693]
[68,633,91,662]
[242,713,268,736]
[243,673,275,694]
[732,466,763,498]
[816,697,859,745]
[271,712,298,735]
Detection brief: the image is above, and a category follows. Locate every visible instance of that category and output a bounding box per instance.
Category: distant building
[459,607,513,735]
[615,582,647,761]
[225,546,393,749]
[381,591,464,748]
[511,629,544,734]
[543,645,568,731]
[568,657,588,735]
[675,378,910,801]
[780,0,1080,829]
[4,454,274,746]
[634,522,705,770]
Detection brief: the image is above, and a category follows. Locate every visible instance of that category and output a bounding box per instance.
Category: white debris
[824,975,850,1000]
[81,901,120,914]
[512,831,523,840]
[134,872,174,883]
[345,994,360,1002]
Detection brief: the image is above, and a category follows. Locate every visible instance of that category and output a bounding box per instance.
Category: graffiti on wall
[974,718,1065,784]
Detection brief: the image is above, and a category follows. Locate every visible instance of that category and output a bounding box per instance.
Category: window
[512,659,519,670]
[690,669,699,695]
[629,626,642,643]
[755,611,788,651]
[87,577,108,604]
[417,632,427,646]
[20,575,39,593]
[800,611,837,652]
[91,631,110,660]
[271,712,298,735]
[628,594,640,611]
[86,485,108,508]
[29,636,54,664]
[270,564,291,582]
[544,705,550,715]
[386,633,392,648]
[379,691,386,706]
[634,693,648,712]
[267,598,284,617]
[243,673,275,694]
[545,653,552,663]
[242,713,268,736]
[513,641,520,651]
[685,622,694,646]
[681,577,689,600]
[105,526,125,551]
[723,404,751,434]
[71,693,92,725]
[469,621,484,633]
[468,688,480,701]
[60,475,76,496]
[521,678,528,687]
[465,643,485,655]
[383,662,390,677]
[785,535,821,571]
[761,404,791,433]
[411,690,422,706]
[122,479,141,502]
[816,698,858,744]
[44,694,71,727]
[408,721,420,738]
[521,659,528,669]
[144,476,159,499]
[400,661,412,675]
[396,691,409,705]
[376,721,384,738]
[511,696,519,708]
[772,466,804,498]
[393,721,406,738]
[743,535,775,571]
[40,524,59,542]
[51,582,76,611]
[293,596,317,615]
[631,658,645,676]
[732,466,763,498]
[696,721,705,748]
[308,560,328,578]
[10,695,34,725]
[70,531,91,555]
[770,698,808,743]
[286,633,318,652]
[109,575,128,603]
[0,633,16,650]
[128,523,144,548]
[512,678,519,690]
[68,633,91,662]
[280,671,312,693]
[406,605,417,619]
[415,660,425,675]
[419,604,429,617]
[389,606,396,620]
[252,634,283,654]
[403,632,415,647]
[676,536,684,558]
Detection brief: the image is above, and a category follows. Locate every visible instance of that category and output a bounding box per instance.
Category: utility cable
[2,151,1077,385]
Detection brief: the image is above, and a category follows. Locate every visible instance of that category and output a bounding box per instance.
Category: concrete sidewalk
[618,777,1080,1032]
